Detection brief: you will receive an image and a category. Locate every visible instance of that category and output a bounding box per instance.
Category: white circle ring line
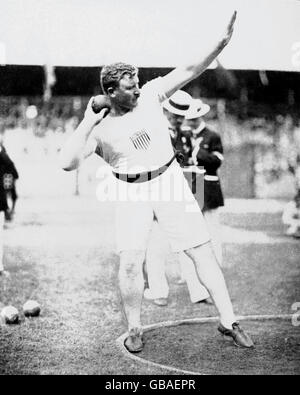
[116,314,294,375]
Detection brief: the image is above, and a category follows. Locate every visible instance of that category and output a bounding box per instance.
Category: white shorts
[113,162,210,253]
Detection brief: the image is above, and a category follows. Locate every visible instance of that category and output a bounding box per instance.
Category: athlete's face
[111,74,140,110]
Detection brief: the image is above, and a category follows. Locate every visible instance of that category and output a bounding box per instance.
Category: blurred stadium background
[0,0,300,200]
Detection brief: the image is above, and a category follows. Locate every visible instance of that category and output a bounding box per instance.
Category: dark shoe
[124,328,144,353]
[218,322,254,348]
[153,298,168,307]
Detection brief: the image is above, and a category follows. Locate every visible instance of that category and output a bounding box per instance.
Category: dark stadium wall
[51,67,173,96]
[0,65,44,95]
[1,65,300,107]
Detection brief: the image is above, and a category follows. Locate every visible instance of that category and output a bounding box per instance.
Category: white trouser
[145,221,209,302]
[178,252,210,302]
[203,208,223,266]
[0,211,4,271]
[113,162,210,253]
[177,209,222,298]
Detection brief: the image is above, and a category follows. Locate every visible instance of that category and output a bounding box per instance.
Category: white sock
[220,318,236,329]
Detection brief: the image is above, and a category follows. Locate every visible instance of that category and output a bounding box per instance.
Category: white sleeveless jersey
[93,78,175,173]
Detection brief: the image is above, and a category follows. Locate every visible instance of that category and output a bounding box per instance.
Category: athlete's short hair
[100,62,138,94]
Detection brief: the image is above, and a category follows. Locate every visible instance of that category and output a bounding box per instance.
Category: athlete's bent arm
[60,98,106,171]
[161,11,237,98]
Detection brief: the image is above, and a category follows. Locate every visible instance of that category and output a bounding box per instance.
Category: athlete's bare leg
[185,242,235,328]
[186,242,254,348]
[119,250,145,331]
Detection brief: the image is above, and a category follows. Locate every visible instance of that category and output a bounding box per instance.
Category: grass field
[0,196,299,375]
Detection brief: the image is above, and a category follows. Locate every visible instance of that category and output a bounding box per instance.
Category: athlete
[61,11,254,352]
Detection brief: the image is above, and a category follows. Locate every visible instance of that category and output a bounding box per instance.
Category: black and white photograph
[0,0,299,377]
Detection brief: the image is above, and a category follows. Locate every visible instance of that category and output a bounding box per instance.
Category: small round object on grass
[23,300,41,318]
[1,306,20,325]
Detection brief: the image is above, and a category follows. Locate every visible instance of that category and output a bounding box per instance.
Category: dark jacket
[169,126,193,166]
[191,127,224,210]
[0,146,13,211]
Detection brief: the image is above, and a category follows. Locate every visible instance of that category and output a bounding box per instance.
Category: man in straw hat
[144,90,211,306]
[162,90,193,165]
[185,98,225,265]
[61,11,254,352]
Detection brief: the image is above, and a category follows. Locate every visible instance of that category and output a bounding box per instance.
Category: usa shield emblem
[130,130,151,150]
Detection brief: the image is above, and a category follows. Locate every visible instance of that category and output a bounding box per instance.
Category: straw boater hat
[162,90,193,116]
[185,98,210,120]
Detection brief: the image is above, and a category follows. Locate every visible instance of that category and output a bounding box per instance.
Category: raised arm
[60,98,107,171]
[161,11,237,98]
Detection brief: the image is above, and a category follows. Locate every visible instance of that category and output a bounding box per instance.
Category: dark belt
[112,152,179,183]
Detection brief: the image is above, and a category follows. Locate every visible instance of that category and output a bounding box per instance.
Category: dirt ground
[0,196,299,375]
[142,319,300,375]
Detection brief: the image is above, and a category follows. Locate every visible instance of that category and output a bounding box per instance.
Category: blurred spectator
[282,190,300,238]
[0,127,19,221]
[0,141,11,276]
[2,154,19,222]
[288,154,300,192]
